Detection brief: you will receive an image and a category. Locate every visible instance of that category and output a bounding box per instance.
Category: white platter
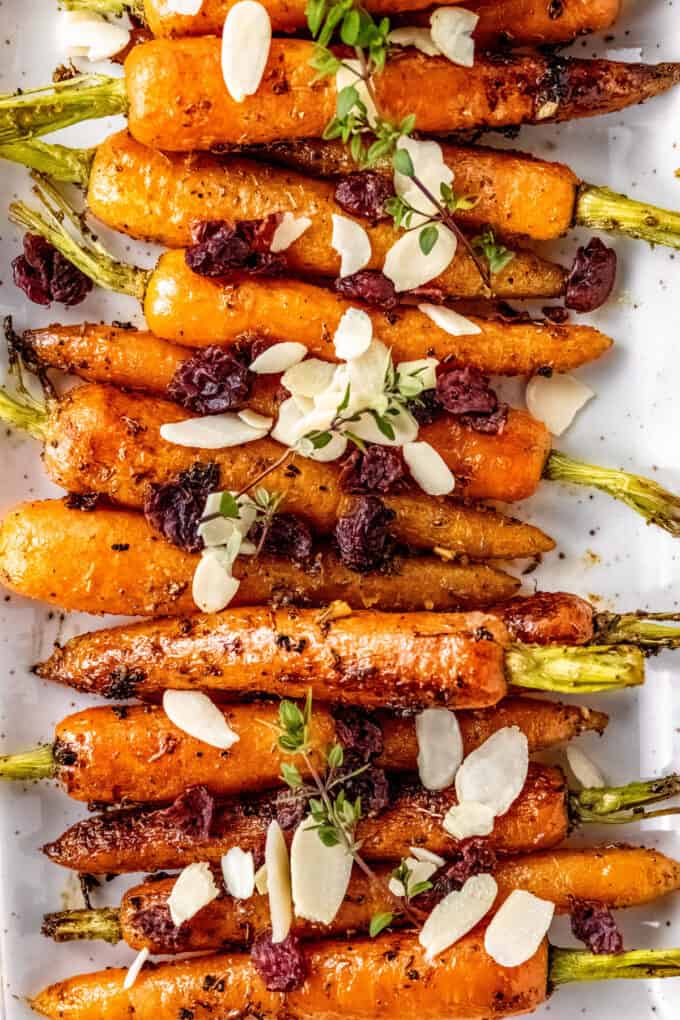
[1,0,680,1016]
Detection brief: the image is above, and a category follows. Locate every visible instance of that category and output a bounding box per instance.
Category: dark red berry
[334,496,395,573]
[251,513,313,564]
[144,462,220,552]
[185,217,285,278]
[251,932,308,991]
[571,900,624,954]
[565,237,617,312]
[334,171,393,220]
[12,234,92,307]
[334,270,397,309]
[339,446,405,495]
[167,346,252,414]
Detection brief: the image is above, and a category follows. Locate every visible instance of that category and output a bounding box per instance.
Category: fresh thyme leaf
[409,880,434,897]
[327,743,344,769]
[306,430,333,449]
[340,7,361,44]
[371,411,396,441]
[281,761,303,788]
[369,912,394,936]
[218,491,240,519]
[419,224,439,256]
[337,83,359,119]
[318,825,342,847]
[306,0,328,37]
[393,147,414,178]
[472,228,515,275]
[337,382,351,414]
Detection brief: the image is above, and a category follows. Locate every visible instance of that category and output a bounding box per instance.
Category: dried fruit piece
[338,446,405,495]
[168,346,252,414]
[334,496,395,573]
[12,234,92,307]
[251,931,307,991]
[571,900,623,955]
[334,172,393,221]
[565,237,617,312]
[144,462,219,552]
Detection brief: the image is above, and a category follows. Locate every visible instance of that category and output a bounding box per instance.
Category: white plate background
[1,0,680,1016]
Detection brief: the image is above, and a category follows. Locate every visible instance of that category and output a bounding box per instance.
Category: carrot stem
[545,451,680,537]
[0,744,56,781]
[506,643,644,694]
[0,387,49,439]
[577,182,680,250]
[0,138,94,185]
[550,945,680,985]
[0,75,127,146]
[570,773,680,825]
[42,907,122,944]
[60,0,143,18]
[593,611,680,652]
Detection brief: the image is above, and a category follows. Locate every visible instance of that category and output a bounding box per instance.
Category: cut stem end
[571,772,680,826]
[594,610,680,653]
[576,183,680,250]
[0,139,95,185]
[0,75,127,146]
[0,744,56,782]
[507,643,644,695]
[550,945,680,986]
[42,907,122,944]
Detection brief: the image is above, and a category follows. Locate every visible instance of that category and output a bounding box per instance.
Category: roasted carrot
[30,602,646,708]
[0,500,520,616]
[43,845,680,953]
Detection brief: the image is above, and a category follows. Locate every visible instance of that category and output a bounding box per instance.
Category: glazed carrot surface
[0,500,520,616]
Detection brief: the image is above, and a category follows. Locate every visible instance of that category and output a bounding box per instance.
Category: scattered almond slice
[484,889,555,967]
[388,857,438,898]
[160,413,270,449]
[416,708,463,791]
[566,745,606,789]
[238,409,274,430]
[291,819,353,925]
[271,396,308,447]
[250,341,308,374]
[525,373,595,436]
[331,214,372,278]
[442,800,495,840]
[419,873,498,960]
[282,359,337,398]
[430,7,479,68]
[387,26,440,56]
[254,863,268,894]
[58,11,130,62]
[265,820,293,943]
[297,431,348,462]
[351,405,419,447]
[167,862,220,927]
[270,213,312,253]
[383,224,457,292]
[162,690,240,750]
[334,307,373,360]
[221,847,255,899]
[409,847,446,868]
[418,303,481,337]
[123,947,149,990]
[197,515,240,548]
[221,0,272,103]
[403,441,455,495]
[192,551,241,612]
[167,0,202,12]
[455,726,529,817]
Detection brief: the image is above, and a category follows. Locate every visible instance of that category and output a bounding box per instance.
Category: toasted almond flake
[394,137,453,221]
[336,60,378,126]
[291,819,353,924]
[221,847,255,899]
[442,800,495,840]
[484,889,555,967]
[387,26,440,56]
[409,847,446,868]
[403,441,455,495]
[455,726,529,817]
[221,0,271,103]
[123,947,149,990]
[346,340,392,410]
[430,7,479,67]
[254,863,268,894]
[566,745,606,789]
[58,10,130,62]
[525,373,595,436]
[203,491,258,539]
[250,341,308,374]
[192,551,241,612]
[162,690,240,750]
[282,358,337,398]
[316,600,354,625]
[388,857,438,898]
[167,0,202,12]
[331,214,372,278]
[197,514,240,548]
[334,307,373,360]
[270,212,312,253]
[237,409,274,430]
[416,708,463,791]
[168,862,220,927]
[383,224,457,292]
[271,396,308,447]
[351,405,419,447]
[418,303,482,337]
[265,820,292,943]
[160,413,269,449]
[419,874,497,960]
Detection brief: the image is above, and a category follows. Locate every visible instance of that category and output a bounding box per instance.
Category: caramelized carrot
[494,591,595,645]
[0,500,519,616]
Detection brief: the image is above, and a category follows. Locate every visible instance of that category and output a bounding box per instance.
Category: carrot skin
[493,591,595,644]
[30,930,548,1020]
[42,763,568,872]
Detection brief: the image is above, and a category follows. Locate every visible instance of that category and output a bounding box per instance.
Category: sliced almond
[254,863,268,895]
[442,800,495,840]
[351,405,419,447]
[282,358,337,398]
[162,690,240,750]
[388,857,438,898]
[291,818,353,925]
[192,551,241,613]
[430,7,479,67]
[566,744,606,789]
[331,214,372,278]
[418,303,481,337]
[394,137,453,221]
[454,726,529,817]
[271,396,308,447]
[415,708,463,791]
[250,341,308,374]
[167,0,203,12]
[383,224,457,292]
[221,0,272,103]
[167,862,219,927]
[238,409,274,430]
[58,10,130,62]
[419,873,497,960]
[221,847,255,899]
[484,889,555,967]
[403,441,455,495]
[265,820,292,943]
[387,26,440,56]
[123,946,149,990]
[270,212,312,253]
[409,847,446,868]
[297,431,348,462]
[334,307,373,360]
[160,413,269,449]
[525,373,595,437]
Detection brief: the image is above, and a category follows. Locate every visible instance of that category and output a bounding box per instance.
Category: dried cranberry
[334,270,397,309]
[334,172,393,220]
[417,840,498,910]
[275,788,307,831]
[571,900,624,955]
[437,364,498,416]
[541,305,570,324]
[12,234,92,307]
[167,346,252,414]
[144,462,220,553]
[409,389,443,426]
[565,237,617,312]
[334,496,395,573]
[64,492,100,512]
[156,786,215,839]
[399,284,448,306]
[458,402,509,434]
[333,707,384,761]
[336,754,390,815]
[250,513,313,564]
[339,446,405,495]
[185,217,285,278]
[251,931,307,991]
[133,904,189,949]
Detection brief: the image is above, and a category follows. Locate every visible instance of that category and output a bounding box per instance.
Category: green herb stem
[42,907,122,944]
[506,643,644,694]
[59,0,143,19]
[0,744,56,781]
[545,451,680,537]
[0,139,94,185]
[593,610,680,652]
[0,387,49,439]
[576,183,680,250]
[550,945,680,986]
[570,772,680,825]
[0,75,127,146]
